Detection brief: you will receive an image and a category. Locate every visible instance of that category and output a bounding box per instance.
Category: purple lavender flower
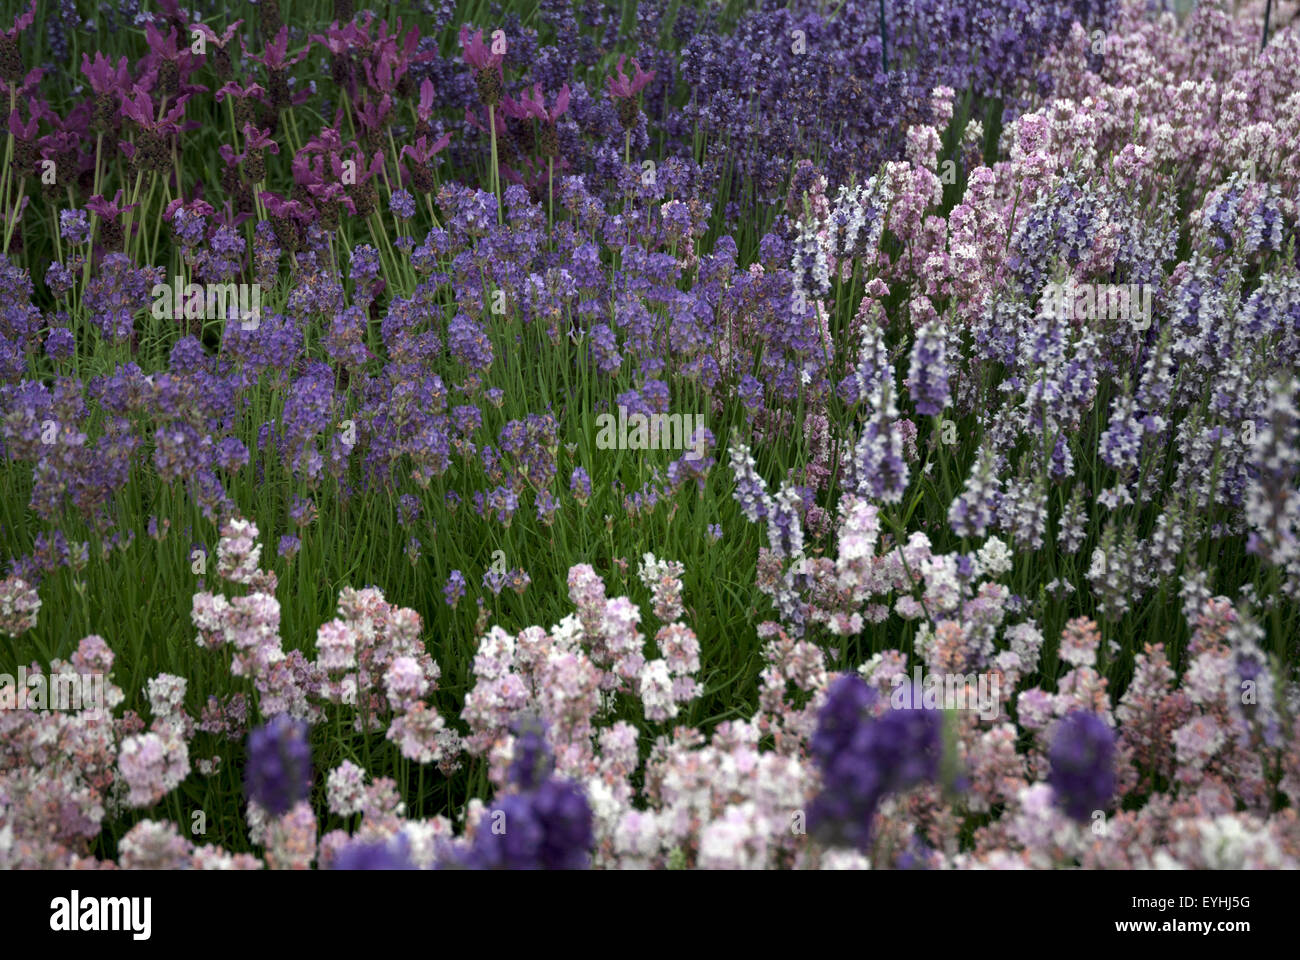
[807,674,943,851]
[214,437,249,472]
[59,208,90,244]
[44,327,75,360]
[331,835,414,870]
[349,244,381,282]
[483,566,507,596]
[245,715,312,817]
[444,569,466,608]
[1047,712,1116,822]
[908,321,950,417]
[398,494,421,525]
[569,466,591,505]
[389,189,416,220]
[451,777,593,870]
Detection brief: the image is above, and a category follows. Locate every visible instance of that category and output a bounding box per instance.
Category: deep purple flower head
[807,674,943,851]
[245,714,312,816]
[809,673,877,767]
[458,778,593,870]
[508,719,553,790]
[1047,711,1116,822]
[80,51,130,97]
[332,834,414,870]
[242,25,309,72]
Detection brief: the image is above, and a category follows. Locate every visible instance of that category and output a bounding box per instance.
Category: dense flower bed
[1,0,1298,869]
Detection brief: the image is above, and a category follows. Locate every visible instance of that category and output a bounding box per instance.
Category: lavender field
[1,0,1299,871]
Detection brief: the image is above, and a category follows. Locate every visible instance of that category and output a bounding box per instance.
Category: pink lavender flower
[0,575,40,636]
[326,760,367,817]
[117,819,193,869]
[118,732,189,808]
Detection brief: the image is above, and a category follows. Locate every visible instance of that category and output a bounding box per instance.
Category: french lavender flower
[245,715,312,817]
[1046,712,1116,822]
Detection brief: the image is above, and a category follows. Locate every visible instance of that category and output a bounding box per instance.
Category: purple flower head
[483,567,507,595]
[59,208,90,244]
[807,674,943,851]
[509,719,554,790]
[569,466,591,505]
[4,1,35,41]
[454,777,593,870]
[80,52,131,97]
[259,192,311,223]
[1047,711,1116,822]
[242,26,309,72]
[118,86,191,136]
[405,131,451,171]
[215,81,267,105]
[242,124,281,154]
[458,25,504,74]
[908,320,950,417]
[332,834,414,870]
[44,327,74,360]
[606,55,654,99]
[443,570,466,608]
[389,189,416,219]
[417,78,437,121]
[245,714,312,817]
[502,83,570,124]
[190,20,243,50]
